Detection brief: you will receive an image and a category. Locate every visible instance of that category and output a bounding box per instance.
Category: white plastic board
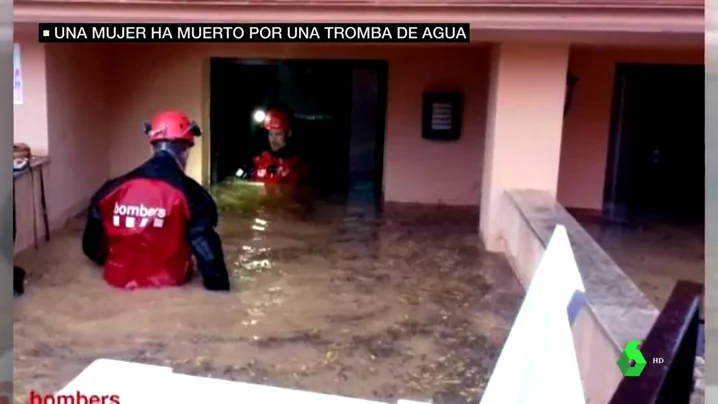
[56,358,421,404]
[479,225,586,404]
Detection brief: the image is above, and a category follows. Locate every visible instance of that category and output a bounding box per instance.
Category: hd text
[39,23,470,43]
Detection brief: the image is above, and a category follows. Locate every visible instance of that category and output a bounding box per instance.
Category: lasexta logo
[617,340,647,377]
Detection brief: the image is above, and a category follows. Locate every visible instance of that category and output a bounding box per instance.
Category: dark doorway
[209,58,388,203]
[603,63,704,225]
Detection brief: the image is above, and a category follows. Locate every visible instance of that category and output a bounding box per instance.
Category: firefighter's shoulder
[181,175,218,216]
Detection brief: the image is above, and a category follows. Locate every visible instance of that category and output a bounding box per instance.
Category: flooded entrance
[209,58,387,202]
[14,183,523,404]
[572,209,704,312]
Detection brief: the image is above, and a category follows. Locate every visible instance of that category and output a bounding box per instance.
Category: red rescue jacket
[251,150,308,185]
[82,151,230,291]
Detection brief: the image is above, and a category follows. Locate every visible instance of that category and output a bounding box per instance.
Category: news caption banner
[38,23,470,43]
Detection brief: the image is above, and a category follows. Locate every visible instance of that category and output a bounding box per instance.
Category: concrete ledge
[499,189,660,403]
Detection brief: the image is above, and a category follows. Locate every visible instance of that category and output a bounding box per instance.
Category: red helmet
[263,109,290,131]
[144,110,201,145]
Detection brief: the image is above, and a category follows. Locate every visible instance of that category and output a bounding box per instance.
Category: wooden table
[13,156,50,248]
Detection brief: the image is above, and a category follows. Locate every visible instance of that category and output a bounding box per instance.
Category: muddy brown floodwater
[14,182,524,404]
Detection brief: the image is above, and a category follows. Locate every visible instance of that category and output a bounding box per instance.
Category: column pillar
[479,43,570,251]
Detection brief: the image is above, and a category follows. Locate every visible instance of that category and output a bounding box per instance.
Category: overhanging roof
[14,0,704,45]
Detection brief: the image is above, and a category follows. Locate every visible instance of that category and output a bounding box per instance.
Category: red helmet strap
[189,121,202,137]
[144,120,202,139]
[143,121,152,136]
[147,123,168,138]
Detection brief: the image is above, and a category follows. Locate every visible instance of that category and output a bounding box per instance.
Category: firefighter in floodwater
[81,110,231,292]
[242,108,310,201]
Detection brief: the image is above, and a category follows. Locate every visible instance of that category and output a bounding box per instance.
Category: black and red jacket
[247,145,308,185]
[82,151,230,291]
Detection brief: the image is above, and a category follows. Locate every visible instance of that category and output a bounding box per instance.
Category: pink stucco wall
[480,43,570,250]
[44,43,110,220]
[13,32,48,155]
[102,44,491,206]
[13,32,111,251]
[100,44,704,209]
[11,37,704,246]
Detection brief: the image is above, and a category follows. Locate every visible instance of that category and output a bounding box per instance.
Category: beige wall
[13,35,110,251]
[480,43,570,251]
[558,46,704,210]
[44,43,110,222]
[13,32,48,155]
[12,38,705,239]
[102,44,702,209]
[103,44,491,206]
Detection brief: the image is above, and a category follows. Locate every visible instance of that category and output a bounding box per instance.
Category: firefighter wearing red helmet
[81,110,230,291]
[250,108,308,187]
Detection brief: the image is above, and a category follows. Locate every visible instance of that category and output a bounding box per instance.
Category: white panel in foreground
[57,359,173,404]
[56,358,422,404]
[480,225,586,404]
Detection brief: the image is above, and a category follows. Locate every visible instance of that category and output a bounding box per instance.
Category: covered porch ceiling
[14,0,704,47]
